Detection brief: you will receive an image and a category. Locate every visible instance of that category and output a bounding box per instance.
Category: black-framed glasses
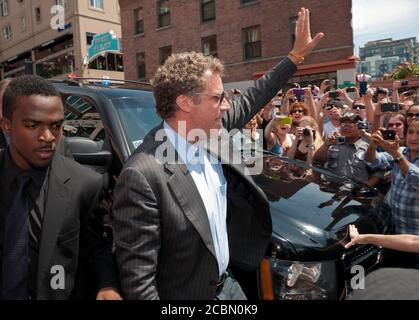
[407,112,419,118]
[194,90,230,106]
[352,104,366,110]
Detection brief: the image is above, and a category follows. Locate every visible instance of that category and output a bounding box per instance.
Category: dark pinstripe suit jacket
[112,58,297,300]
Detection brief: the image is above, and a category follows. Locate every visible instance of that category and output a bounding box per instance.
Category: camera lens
[303,128,310,136]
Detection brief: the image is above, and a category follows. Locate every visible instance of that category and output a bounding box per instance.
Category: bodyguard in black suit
[0,75,121,300]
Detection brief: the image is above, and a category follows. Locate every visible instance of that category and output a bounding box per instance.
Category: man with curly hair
[113,8,324,300]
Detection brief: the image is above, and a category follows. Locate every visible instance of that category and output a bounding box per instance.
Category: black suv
[52,79,391,300]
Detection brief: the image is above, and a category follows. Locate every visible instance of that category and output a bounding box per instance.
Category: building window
[35,7,41,22]
[134,8,144,35]
[243,26,261,60]
[36,52,75,79]
[86,32,96,45]
[21,16,26,32]
[88,53,124,72]
[136,52,146,79]
[289,16,297,48]
[157,0,170,28]
[0,0,9,17]
[159,45,172,65]
[3,24,11,41]
[89,0,103,10]
[201,0,215,23]
[202,35,217,57]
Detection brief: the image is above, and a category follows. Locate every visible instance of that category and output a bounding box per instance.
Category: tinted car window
[111,95,161,152]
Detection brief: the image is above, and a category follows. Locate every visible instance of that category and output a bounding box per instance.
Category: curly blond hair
[151,52,224,119]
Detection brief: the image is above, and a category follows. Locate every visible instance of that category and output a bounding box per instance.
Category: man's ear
[0,117,11,136]
[175,95,193,113]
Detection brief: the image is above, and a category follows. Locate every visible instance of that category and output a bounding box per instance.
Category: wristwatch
[394,155,404,164]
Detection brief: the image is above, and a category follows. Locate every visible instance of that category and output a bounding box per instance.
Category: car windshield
[111,95,161,152]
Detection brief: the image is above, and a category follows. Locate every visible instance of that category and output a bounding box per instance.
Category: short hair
[151,52,224,120]
[2,75,61,119]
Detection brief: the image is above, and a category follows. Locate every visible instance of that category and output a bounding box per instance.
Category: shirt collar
[3,148,48,189]
[163,121,204,170]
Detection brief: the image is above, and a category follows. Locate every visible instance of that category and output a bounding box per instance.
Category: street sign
[87,30,120,61]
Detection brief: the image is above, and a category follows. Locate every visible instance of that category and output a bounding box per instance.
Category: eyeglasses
[388,122,403,129]
[194,90,230,106]
[340,123,357,129]
[352,104,366,110]
[290,109,305,114]
[406,112,419,118]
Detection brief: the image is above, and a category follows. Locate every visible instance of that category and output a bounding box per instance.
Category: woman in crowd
[264,115,294,155]
[287,116,323,165]
[387,113,407,146]
[406,104,419,127]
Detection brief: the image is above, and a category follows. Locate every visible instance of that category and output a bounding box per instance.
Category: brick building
[119,0,355,90]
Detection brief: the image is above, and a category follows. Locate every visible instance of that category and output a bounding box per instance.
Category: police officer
[314,113,384,187]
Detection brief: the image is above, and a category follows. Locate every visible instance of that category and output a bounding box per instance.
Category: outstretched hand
[291,8,324,58]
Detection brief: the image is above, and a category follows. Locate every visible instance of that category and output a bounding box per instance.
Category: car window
[111,96,161,152]
[62,94,105,141]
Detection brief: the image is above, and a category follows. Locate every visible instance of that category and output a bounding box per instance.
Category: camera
[346,87,356,93]
[381,103,400,113]
[302,128,311,136]
[336,136,346,144]
[381,129,396,140]
[376,87,388,95]
[357,122,368,130]
[359,81,368,95]
[329,92,340,99]
[293,88,305,102]
[401,80,409,86]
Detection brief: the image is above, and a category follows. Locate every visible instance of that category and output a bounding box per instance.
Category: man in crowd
[314,113,384,187]
[112,8,324,299]
[0,75,121,300]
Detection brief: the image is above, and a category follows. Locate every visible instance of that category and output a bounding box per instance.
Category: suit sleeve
[223,57,297,131]
[79,174,120,294]
[112,167,161,300]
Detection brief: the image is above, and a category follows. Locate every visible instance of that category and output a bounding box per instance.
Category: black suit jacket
[112,58,297,299]
[0,150,119,299]
[0,131,7,150]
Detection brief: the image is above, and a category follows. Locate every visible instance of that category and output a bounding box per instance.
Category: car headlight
[259,258,338,300]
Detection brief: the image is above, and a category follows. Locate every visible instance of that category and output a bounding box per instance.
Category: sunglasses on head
[352,104,366,110]
[406,112,419,118]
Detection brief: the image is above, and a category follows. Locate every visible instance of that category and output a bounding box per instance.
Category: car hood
[253,155,391,261]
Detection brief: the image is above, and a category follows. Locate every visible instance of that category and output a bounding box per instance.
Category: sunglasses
[406,112,419,118]
[290,109,305,114]
[352,104,366,110]
[194,90,230,106]
[387,122,403,129]
[340,122,357,128]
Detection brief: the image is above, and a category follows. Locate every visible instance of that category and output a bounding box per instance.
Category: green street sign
[87,30,120,61]
[338,81,356,89]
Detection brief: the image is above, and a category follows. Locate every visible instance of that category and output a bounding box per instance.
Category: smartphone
[293,88,305,96]
[381,103,400,113]
[401,80,409,86]
[381,129,396,140]
[359,81,368,95]
[276,116,292,125]
[346,87,356,93]
[329,92,340,99]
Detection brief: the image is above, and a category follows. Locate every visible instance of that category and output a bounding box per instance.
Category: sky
[352,0,419,54]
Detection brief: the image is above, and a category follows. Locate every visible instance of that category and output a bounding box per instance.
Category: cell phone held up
[381,129,396,141]
[328,92,340,99]
[380,103,400,113]
[275,116,292,125]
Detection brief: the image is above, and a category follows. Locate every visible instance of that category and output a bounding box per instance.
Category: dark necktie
[1,174,31,300]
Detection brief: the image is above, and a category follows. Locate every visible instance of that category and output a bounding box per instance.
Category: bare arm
[345,225,419,253]
[304,87,317,121]
[264,118,279,150]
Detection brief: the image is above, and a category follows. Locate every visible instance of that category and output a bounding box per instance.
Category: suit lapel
[37,155,71,292]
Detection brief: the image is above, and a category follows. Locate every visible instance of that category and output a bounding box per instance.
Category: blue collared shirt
[368,147,419,234]
[164,122,229,276]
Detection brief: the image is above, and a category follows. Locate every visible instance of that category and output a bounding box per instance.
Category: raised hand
[291,8,324,59]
